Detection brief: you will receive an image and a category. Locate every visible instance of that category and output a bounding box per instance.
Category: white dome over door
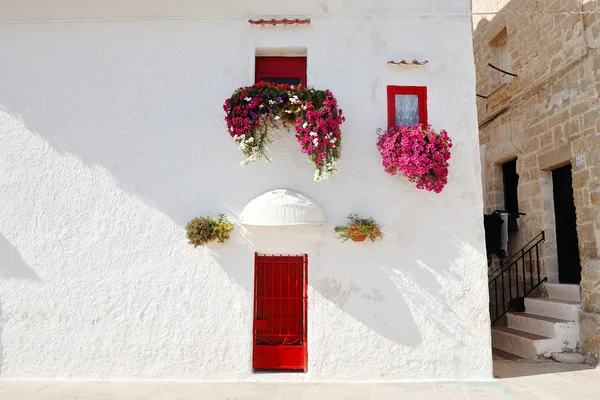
[240,189,326,227]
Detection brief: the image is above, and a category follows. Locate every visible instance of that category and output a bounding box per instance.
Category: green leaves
[334,214,384,242]
[186,214,234,247]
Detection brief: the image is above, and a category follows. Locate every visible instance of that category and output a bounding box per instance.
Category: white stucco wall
[0,0,492,381]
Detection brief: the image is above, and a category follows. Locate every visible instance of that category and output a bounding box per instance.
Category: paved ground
[1,360,599,399]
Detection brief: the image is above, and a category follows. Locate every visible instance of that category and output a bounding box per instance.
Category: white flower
[244,97,252,102]
[331,138,337,143]
[268,100,275,105]
[285,110,292,114]
[314,169,329,182]
[274,116,281,121]
[252,146,259,152]
[289,95,300,104]
[259,104,264,108]
[240,160,248,166]
[246,137,254,143]
[309,132,317,137]
[313,138,319,145]
[302,122,308,129]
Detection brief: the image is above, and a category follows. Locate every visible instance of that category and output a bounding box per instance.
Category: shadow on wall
[0,27,483,355]
[213,219,470,347]
[1,106,476,349]
[0,301,2,377]
[0,233,41,376]
[0,234,41,281]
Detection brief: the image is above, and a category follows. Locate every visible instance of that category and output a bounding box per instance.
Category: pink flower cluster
[293,93,344,179]
[376,125,452,193]
[223,82,344,181]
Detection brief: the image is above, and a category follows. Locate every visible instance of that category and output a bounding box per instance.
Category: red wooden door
[253,254,308,372]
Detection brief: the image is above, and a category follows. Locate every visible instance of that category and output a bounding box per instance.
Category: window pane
[259,77,302,86]
[395,94,419,126]
[499,43,512,84]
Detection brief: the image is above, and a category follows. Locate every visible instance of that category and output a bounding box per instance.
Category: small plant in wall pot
[334,214,384,243]
[186,214,234,247]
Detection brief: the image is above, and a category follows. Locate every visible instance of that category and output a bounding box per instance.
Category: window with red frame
[255,57,307,87]
[387,86,428,128]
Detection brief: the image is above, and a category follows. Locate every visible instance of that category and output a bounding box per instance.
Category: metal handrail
[488,231,545,278]
[488,231,546,325]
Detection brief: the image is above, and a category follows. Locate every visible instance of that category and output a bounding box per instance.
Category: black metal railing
[488,231,546,325]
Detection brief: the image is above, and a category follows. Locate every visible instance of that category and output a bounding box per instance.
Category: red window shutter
[255,57,307,86]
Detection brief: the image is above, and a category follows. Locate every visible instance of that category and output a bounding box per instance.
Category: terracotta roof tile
[387,60,429,66]
[249,18,311,26]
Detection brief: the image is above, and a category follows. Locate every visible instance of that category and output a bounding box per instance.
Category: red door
[253,254,308,372]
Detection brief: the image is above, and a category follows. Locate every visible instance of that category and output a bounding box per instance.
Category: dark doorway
[502,159,519,215]
[552,165,581,284]
[502,159,520,236]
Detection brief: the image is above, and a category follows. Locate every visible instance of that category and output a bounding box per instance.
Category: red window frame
[252,253,308,373]
[387,86,428,128]
[255,57,307,87]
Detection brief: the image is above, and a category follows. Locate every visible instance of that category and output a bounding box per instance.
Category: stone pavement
[1,360,599,399]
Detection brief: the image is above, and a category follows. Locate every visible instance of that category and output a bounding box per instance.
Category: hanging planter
[186,214,234,247]
[223,82,345,182]
[335,214,384,243]
[376,125,452,193]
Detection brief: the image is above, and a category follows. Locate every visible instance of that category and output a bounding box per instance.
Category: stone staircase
[492,283,580,360]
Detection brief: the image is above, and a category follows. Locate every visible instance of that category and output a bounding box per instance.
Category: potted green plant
[334,214,384,242]
[186,214,234,247]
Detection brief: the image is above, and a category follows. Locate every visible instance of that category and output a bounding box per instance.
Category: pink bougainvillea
[223,82,344,182]
[376,125,452,193]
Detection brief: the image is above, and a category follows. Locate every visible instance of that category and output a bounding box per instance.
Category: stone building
[473,0,600,360]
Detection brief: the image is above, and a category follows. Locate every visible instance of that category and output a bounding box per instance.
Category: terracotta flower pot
[348,227,368,242]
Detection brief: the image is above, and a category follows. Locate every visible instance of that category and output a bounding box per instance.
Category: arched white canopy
[240,189,326,226]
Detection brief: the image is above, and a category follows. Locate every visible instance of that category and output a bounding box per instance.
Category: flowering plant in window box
[186,214,234,247]
[376,125,452,193]
[223,82,345,182]
[334,214,384,243]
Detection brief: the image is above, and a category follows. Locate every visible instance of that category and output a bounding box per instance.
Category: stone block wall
[473,0,600,360]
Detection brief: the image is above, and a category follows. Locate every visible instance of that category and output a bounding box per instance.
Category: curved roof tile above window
[240,189,326,226]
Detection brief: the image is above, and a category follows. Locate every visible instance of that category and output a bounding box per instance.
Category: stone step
[545,283,581,302]
[492,347,523,361]
[524,297,580,321]
[507,312,579,350]
[491,327,561,359]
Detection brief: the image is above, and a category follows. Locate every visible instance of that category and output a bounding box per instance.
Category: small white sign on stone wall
[576,154,585,167]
